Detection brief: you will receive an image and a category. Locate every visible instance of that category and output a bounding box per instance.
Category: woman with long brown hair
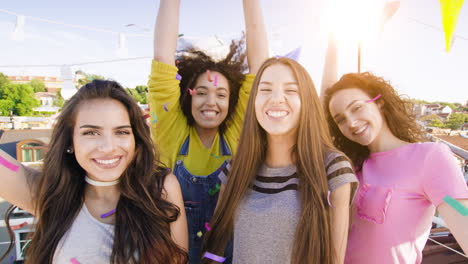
[201,57,358,264]
[0,80,188,263]
[323,72,468,263]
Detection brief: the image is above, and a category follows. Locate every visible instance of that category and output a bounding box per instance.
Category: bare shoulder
[162,173,182,201]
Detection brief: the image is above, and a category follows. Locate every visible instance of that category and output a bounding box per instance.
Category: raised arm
[320,32,338,100]
[0,149,39,214]
[243,0,269,74]
[153,0,180,65]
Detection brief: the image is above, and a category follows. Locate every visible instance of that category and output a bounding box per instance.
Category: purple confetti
[163,103,169,112]
[175,73,182,81]
[283,47,302,61]
[214,74,218,87]
[203,252,226,263]
[100,209,116,218]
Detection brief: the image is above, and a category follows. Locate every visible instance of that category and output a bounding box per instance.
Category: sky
[0,0,467,103]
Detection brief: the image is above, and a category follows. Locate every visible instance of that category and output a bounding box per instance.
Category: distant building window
[16,140,47,162]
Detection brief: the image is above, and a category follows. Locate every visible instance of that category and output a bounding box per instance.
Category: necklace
[84,175,120,187]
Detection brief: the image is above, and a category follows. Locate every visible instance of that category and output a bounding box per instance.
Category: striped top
[218,152,358,264]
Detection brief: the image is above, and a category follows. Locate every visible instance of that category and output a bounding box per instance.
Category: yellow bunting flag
[440,0,464,52]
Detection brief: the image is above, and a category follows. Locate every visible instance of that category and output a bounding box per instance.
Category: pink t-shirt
[345,142,468,264]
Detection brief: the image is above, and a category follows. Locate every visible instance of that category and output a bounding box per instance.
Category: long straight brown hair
[202,57,340,264]
[1,80,187,263]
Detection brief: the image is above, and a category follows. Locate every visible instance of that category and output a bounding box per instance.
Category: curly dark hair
[176,37,247,134]
[323,72,426,171]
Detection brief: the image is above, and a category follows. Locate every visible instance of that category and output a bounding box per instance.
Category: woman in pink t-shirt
[322,71,468,263]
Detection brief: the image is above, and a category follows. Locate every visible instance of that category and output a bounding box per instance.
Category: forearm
[154,0,180,65]
[439,200,468,254]
[330,184,352,264]
[321,32,338,100]
[243,0,269,74]
[0,149,38,214]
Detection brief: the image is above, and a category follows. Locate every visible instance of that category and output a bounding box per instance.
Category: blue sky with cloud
[0,0,466,103]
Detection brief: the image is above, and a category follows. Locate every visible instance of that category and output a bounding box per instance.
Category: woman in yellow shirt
[149,1,268,263]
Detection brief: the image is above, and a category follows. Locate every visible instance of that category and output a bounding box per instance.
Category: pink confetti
[187,88,195,96]
[175,73,182,81]
[100,209,116,218]
[0,156,19,172]
[205,222,211,231]
[365,94,382,103]
[213,74,218,87]
[163,103,169,112]
[206,70,213,82]
[70,258,80,264]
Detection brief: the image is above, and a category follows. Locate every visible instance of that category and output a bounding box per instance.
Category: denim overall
[173,135,232,264]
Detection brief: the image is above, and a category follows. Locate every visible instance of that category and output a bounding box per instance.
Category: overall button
[192,177,198,183]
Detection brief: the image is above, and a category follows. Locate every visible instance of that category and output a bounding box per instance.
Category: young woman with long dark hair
[323,72,468,263]
[149,1,268,262]
[202,57,358,264]
[0,80,188,263]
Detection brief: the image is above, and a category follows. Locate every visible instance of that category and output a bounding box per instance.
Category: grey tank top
[53,204,114,264]
[219,152,358,264]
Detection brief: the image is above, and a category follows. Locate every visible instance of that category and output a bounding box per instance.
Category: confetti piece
[187,88,195,96]
[203,252,226,263]
[206,70,213,82]
[11,221,28,230]
[0,156,20,172]
[443,195,468,216]
[8,254,14,264]
[211,153,220,159]
[175,60,180,65]
[143,113,150,120]
[197,231,203,237]
[70,258,81,264]
[175,73,182,81]
[163,103,169,112]
[205,222,211,231]
[100,209,116,218]
[20,239,32,258]
[284,47,302,61]
[213,74,219,87]
[151,112,158,125]
[208,184,221,196]
[327,191,334,208]
[365,94,382,103]
[440,0,464,52]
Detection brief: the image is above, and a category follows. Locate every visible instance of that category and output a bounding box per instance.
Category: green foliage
[420,114,441,121]
[53,90,65,108]
[0,72,10,88]
[444,113,468,130]
[0,83,40,116]
[29,78,46,93]
[428,119,444,128]
[76,71,106,86]
[126,85,148,104]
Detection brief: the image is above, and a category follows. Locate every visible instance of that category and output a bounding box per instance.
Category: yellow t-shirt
[148,61,255,176]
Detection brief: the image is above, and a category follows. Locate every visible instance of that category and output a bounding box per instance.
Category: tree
[444,113,468,130]
[29,78,46,93]
[0,72,10,88]
[75,71,105,86]
[0,83,40,116]
[428,119,444,128]
[54,90,65,108]
[126,85,148,104]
